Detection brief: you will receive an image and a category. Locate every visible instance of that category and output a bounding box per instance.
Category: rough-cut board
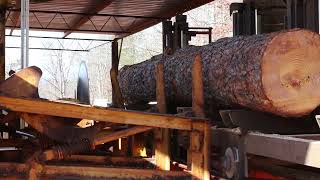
[0,96,195,130]
[119,29,320,117]
[0,162,191,179]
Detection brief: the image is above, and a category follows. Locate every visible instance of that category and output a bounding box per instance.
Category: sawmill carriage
[0,0,320,179]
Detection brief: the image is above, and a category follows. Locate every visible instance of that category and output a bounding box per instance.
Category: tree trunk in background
[118,29,320,117]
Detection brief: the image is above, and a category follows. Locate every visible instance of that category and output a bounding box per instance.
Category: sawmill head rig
[0,0,320,180]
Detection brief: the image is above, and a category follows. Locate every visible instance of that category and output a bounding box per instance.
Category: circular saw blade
[76,61,90,104]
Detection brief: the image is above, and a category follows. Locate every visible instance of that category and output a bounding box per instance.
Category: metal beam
[6,35,113,42]
[5,25,130,34]
[63,0,115,38]
[6,46,90,52]
[20,0,29,69]
[245,132,320,168]
[9,9,168,20]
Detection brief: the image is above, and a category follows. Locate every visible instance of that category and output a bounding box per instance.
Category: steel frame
[6,9,167,35]
[5,34,112,52]
[211,127,320,179]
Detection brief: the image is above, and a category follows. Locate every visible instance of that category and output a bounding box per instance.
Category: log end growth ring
[262,29,320,117]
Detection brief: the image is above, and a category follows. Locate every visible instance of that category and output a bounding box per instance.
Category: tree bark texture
[118,29,320,117]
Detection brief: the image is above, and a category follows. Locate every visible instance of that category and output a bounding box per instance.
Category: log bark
[118,29,320,117]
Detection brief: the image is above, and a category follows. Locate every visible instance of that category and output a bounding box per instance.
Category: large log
[118,29,320,117]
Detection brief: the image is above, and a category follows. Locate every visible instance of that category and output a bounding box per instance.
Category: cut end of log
[262,29,320,116]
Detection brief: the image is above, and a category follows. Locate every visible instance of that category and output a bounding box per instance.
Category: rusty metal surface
[20,113,102,143]
[6,0,214,37]
[0,66,41,98]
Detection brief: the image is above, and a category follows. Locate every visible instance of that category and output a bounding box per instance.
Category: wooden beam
[8,0,20,35]
[190,121,211,180]
[65,155,155,166]
[93,126,153,146]
[63,0,115,37]
[111,40,124,108]
[0,96,195,130]
[0,163,191,179]
[190,54,210,180]
[156,62,167,114]
[155,62,170,170]
[192,54,205,118]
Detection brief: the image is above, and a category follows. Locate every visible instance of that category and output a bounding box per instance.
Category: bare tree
[40,49,78,99]
[87,43,112,104]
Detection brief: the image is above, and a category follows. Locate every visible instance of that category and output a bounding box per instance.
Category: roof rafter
[63,0,115,38]
[9,0,21,35]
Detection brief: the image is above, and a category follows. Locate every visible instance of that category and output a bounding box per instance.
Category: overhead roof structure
[6,0,213,38]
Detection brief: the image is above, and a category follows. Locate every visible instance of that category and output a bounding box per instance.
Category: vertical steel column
[21,0,29,69]
[303,0,319,32]
[244,2,256,35]
[0,0,6,81]
[162,20,173,54]
[20,0,30,130]
[287,0,319,32]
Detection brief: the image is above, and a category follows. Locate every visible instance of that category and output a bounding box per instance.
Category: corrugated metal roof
[6,0,213,38]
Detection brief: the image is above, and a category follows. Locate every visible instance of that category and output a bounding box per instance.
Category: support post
[162,20,173,54]
[154,62,170,170]
[0,0,7,81]
[190,121,210,180]
[231,2,255,36]
[190,54,210,180]
[287,0,304,29]
[192,54,205,118]
[110,39,124,108]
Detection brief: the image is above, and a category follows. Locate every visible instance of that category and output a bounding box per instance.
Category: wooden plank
[155,62,170,170]
[65,155,154,165]
[93,126,153,146]
[0,163,191,179]
[62,155,155,168]
[0,96,194,130]
[245,132,320,168]
[44,165,191,179]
